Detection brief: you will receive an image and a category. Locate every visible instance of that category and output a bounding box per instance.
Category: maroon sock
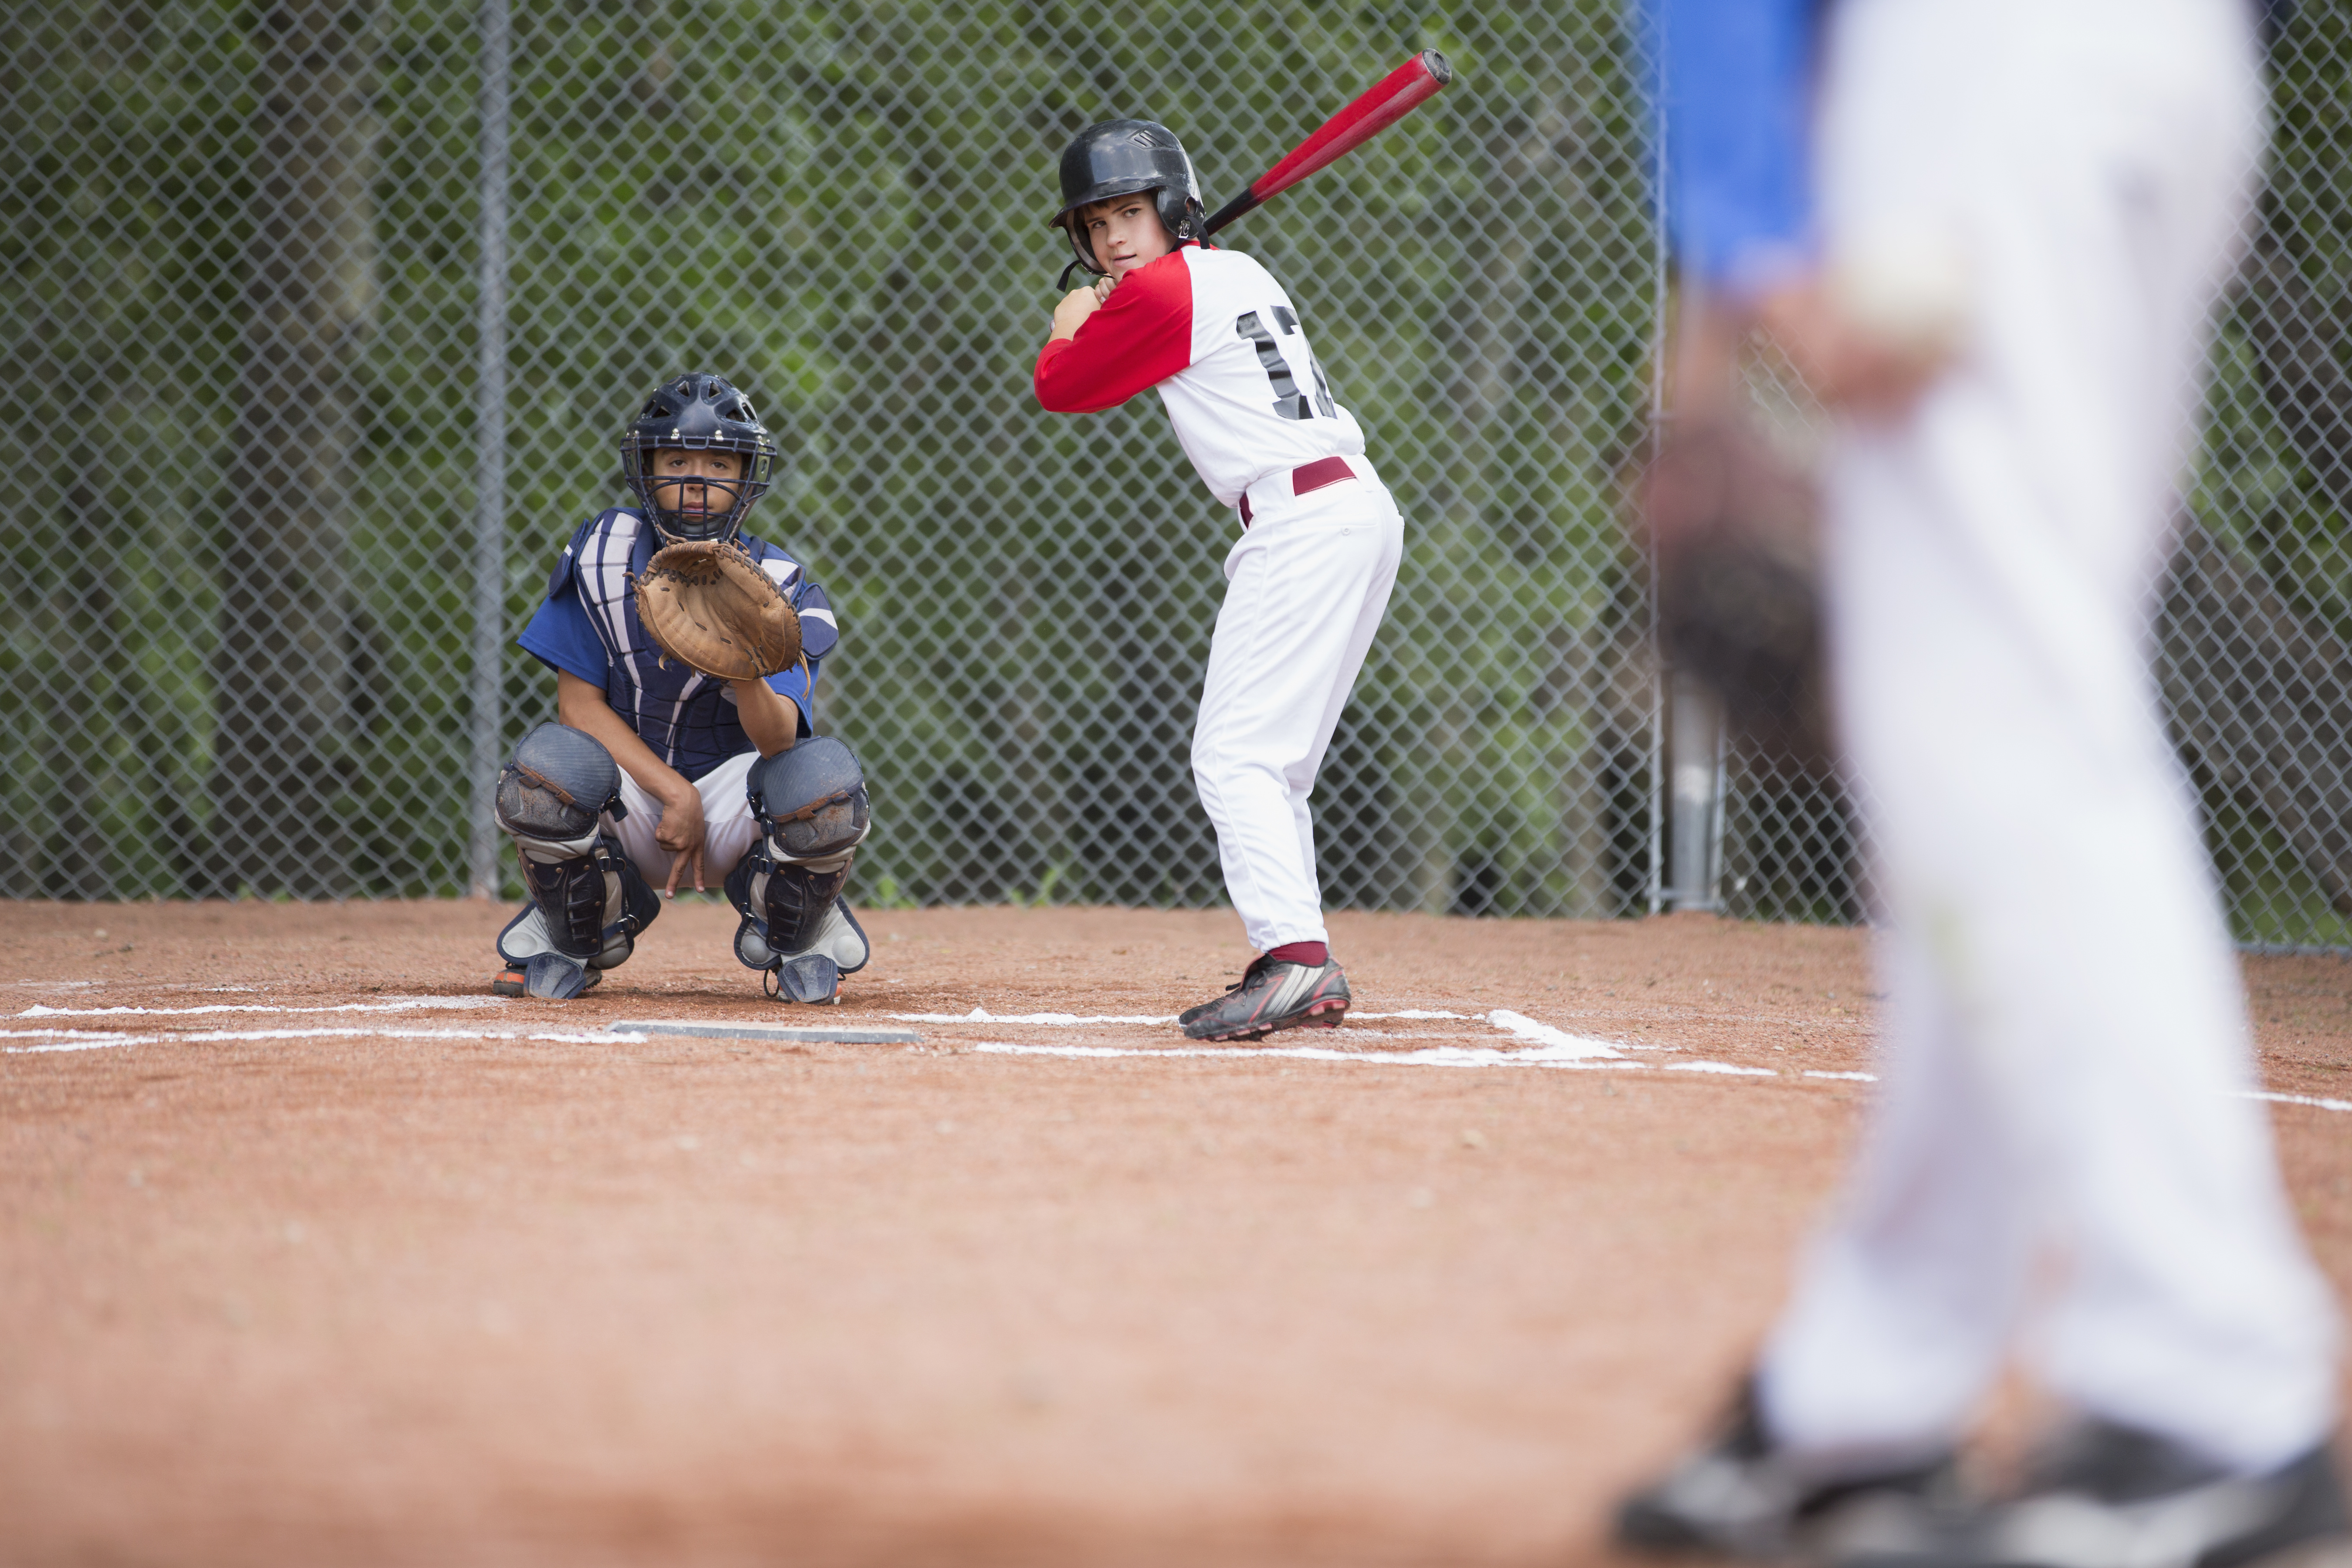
[1265,941,1328,968]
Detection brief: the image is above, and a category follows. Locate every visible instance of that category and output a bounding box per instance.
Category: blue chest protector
[521,507,838,781]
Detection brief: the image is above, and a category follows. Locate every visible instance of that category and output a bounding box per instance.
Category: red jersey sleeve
[1032,248,1195,413]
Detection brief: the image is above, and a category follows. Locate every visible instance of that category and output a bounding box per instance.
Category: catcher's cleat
[767,952,842,1005]
[1616,1380,1961,1561]
[491,956,603,1000]
[1179,956,1350,1042]
[1834,1423,2350,1568]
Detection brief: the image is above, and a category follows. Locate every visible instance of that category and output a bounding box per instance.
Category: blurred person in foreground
[1613,1,2347,1565]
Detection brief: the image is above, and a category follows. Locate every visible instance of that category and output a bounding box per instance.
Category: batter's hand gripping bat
[1201,48,1454,237]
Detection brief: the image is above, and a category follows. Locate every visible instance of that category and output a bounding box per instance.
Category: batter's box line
[889,1004,1629,1061]
[1,1024,649,1054]
[15,996,504,1020]
[885,1007,1477,1027]
[959,1040,1779,1072]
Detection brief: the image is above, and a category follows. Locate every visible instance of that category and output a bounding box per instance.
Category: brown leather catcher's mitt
[1640,414,1830,768]
[633,539,803,681]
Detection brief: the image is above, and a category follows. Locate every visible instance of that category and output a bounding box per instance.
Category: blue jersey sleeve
[764,659,814,736]
[762,578,836,733]
[1640,0,1818,296]
[515,533,611,686]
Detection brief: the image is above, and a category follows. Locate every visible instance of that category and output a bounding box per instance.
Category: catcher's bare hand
[654,783,708,897]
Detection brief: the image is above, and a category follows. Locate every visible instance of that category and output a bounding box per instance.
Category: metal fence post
[1666,669,1721,911]
[1644,50,1672,917]
[466,0,511,900]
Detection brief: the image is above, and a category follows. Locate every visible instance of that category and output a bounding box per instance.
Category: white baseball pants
[1757,0,2338,1473]
[608,750,761,890]
[1192,465,1403,953]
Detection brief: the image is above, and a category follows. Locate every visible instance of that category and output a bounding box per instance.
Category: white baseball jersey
[1033,243,1366,507]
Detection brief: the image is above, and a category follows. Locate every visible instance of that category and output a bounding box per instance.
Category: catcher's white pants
[1192,465,1402,953]
[1757,0,2338,1473]
[608,750,761,889]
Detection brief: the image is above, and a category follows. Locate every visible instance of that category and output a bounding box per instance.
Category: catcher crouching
[492,371,873,1004]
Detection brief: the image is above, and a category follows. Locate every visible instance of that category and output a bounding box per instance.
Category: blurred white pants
[1758,0,2338,1471]
[1192,471,1402,953]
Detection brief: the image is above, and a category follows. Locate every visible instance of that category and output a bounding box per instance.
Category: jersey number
[1237,308,1336,420]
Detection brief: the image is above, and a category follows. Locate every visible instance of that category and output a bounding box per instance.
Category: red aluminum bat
[1202,49,1455,237]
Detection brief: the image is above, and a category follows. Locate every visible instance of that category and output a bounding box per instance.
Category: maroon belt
[1238,455,1356,526]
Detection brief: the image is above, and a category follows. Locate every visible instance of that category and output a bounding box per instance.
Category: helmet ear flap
[1060,212,1103,275]
[1156,186,1201,244]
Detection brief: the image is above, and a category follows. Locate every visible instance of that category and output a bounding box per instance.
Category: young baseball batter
[1032,119,1404,1042]
[490,371,875,1005]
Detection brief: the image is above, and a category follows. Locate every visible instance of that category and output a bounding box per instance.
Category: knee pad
[494,722,629,840]
[724,737,873,982]
[495,724,659,975]
[748,736,870,862]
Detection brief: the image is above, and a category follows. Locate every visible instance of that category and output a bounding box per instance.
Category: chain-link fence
[1703,3,2352,950]
[5,0,2352,949]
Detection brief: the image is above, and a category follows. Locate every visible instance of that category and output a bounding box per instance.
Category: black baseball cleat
[1838,1421,2351,1568]
[1616,1380,1962,1561]
[491,956,602,999]
[1179,954,1350,1041]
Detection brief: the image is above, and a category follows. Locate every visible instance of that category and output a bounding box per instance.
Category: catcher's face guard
[619,371,779,544]
[1050,118,1203,281]
[643,448,748,529]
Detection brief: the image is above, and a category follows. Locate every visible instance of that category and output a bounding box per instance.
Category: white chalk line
[969,1039,1638,1070]
[4,1025,645,1055]
[17,995,501,1020]
[887,1005,1619,1058]
[6,1011,2338,1115]
[910,1002,1632,1070]
[2241,1089,2352,1115]
[885,1007,1473,1027]
[0,997,1729,1074]
[1484,1009,1622,1060]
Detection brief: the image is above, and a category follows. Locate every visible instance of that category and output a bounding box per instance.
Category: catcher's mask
[618,372,780,543]
[1049,119,1204,283]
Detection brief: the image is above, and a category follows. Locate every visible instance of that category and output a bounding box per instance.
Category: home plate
[612,1018,923,1046]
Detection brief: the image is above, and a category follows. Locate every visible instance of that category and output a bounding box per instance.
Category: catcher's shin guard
[493,723,660,998]
[724,736,873,1002]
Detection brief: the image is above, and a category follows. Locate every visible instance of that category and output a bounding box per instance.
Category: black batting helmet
[617,372,780,544]
[1049,119,1205,275]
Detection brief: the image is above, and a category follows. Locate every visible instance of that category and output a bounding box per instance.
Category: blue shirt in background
[1639,0,1819,296]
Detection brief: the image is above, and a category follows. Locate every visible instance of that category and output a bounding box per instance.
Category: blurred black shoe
[1842,1421,2350,1568]
[1617,1380,1963,1561]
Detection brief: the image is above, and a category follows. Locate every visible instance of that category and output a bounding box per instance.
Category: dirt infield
[3,901,2347,1567]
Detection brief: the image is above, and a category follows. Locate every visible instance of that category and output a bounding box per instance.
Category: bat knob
[1418,48,1453,86]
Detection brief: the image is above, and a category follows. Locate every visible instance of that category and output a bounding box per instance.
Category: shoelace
[1217,956,1279,997]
